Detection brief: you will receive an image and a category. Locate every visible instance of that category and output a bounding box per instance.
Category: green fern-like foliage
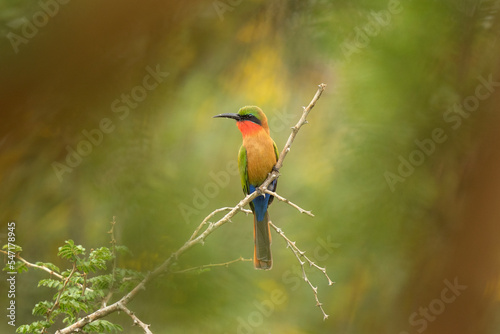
[3,237,142,334]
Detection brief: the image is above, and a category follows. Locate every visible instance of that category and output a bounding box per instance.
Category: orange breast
[243,131,277,185]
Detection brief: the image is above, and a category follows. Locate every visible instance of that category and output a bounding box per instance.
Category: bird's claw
[256,187,266,198]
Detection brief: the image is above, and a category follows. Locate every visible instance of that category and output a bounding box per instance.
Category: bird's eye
[238,113,261,125]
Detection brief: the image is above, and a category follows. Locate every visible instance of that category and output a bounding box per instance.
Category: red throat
[237,121,262,137]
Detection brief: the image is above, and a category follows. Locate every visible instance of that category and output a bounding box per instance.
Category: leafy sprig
[2,220,139,334]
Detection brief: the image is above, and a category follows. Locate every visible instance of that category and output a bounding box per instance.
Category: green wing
[238,145,250,195]
[238,145,256,212]
[267,140,279,207]
[273,141,279,161]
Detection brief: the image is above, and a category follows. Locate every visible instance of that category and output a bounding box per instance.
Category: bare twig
[118,303,153,334]
[1,249,96,300]
[0,249,63,280]
[264,190,314,217]
[55,83,327,333]
[102,216,118,307]
[189,207,252,242]
[173,256,252,274]
[270,221,334,320]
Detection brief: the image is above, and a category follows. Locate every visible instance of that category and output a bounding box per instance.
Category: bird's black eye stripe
[241,114,262,125]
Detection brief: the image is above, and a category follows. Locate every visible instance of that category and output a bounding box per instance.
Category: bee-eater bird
[213,106,279,270]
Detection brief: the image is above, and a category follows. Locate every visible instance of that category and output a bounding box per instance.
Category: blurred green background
[1,0,500,333]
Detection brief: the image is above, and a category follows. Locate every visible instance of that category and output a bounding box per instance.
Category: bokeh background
[1,0,500,333]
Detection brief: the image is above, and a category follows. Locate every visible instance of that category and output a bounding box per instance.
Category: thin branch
[270,222,334,286]
[0,249,63,280]
[264,189,314,217]
[102,216,118,307]
[189,207,252,242]
[81,273,87,296]
[172,256,252,274]
[43,263,78,332]
[51,263,77,313]
[55,83,327,333]
[56,302,122,334]
[1,249,95,299]
[118,303,153,334]
[270,221,334,320]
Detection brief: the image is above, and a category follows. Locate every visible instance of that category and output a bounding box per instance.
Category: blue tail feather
[249,180,276,222]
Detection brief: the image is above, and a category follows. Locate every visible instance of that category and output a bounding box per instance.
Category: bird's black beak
[213,113,241,121]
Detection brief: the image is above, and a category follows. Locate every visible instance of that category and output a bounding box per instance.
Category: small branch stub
[264,189,314,217]
[269,221,334,320]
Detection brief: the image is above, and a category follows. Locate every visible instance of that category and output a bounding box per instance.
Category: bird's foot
[255,187,268,198]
